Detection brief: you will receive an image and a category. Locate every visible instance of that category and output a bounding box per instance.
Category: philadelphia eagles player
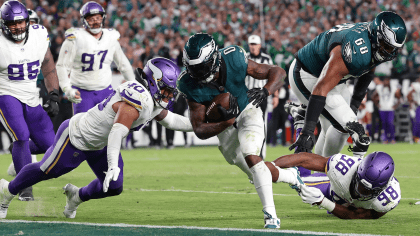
[178,33,286,228]
[56,1,135,114]
[0,58,193,219]
[0,0,60,201]
[289,12,407,162]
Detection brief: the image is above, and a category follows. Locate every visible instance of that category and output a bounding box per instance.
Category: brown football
[206,93,231,122]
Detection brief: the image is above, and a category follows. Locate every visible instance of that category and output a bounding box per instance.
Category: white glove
[103,166,120,193]
[63,86,82,104]
[299,185,324,205]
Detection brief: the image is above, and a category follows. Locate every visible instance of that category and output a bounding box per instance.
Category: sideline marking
[0,220,389,236]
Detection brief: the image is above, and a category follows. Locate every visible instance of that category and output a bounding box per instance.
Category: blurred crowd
[0,0,419,148]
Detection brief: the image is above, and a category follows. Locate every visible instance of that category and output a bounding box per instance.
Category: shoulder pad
[118,81,152,112]
[105,28,121,41]
[372,178,401,213]
[64,28,79,41]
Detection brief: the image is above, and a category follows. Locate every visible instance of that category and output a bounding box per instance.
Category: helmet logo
[148,61,163,82]
[381,20,405,47]
[186,40,215,66]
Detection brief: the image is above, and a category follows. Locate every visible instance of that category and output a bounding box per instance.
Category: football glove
[103,166,121,193]
[217,94,239,121]
[289,129,315,153]
[247,87,269,108]
[63,86,82,104]
[299,185,324,205]
[345,121,370,158]
[43,89,60,117]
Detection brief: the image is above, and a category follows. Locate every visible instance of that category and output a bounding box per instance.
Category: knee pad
[107,186,123,196]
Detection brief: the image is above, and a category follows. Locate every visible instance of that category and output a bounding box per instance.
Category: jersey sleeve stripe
[120,90,143,109]
[66,34,76,39]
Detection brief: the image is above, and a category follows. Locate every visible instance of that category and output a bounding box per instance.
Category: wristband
[320,197,336,212]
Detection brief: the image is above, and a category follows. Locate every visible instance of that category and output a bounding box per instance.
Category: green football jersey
[177,45,250,112]
[297,22,381,79]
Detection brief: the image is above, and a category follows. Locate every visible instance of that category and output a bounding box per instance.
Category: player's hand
[103,166,121,193]
[289,130,315,153]
[299,185,324,205]
[217,94,239,121]
[247,87,269,108]
[43,89,60,117]
[64,87,82,104]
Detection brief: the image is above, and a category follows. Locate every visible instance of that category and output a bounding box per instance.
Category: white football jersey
[69,81,163,151]
[326,154,401,213]
[0,25,50,107]
[56,28,134,91]
[411,82,420,105]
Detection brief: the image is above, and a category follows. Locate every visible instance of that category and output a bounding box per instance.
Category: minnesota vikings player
[56,1,135,114]
[0,1,60,201]
[269,151,400,219]
[289,12,407,160]
[179,33,286,228]
[0,58,193,219]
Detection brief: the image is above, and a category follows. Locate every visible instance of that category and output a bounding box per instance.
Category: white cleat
[0,179,16,219]
[263,210,280,229]
[7,162,16,177]
[63,183,82,218]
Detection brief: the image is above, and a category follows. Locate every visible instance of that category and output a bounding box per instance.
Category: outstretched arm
[272,152,328,172]
[155,109,193,132]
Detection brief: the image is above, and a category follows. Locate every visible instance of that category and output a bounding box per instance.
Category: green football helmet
[369,11,407,62]
[182,33,220,83]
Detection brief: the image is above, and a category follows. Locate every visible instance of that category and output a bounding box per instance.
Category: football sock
[8,162,48,195]
[294,128,311,177]
[12,140,32,174]
[272,165,299,185]
[250,161,277,219]
[79,179,108,202]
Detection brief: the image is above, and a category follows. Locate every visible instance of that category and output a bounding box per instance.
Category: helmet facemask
[183,49,220,84]
[351,172,385,201]
[1,18,29,41]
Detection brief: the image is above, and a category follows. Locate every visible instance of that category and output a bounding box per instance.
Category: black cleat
[18,186,34,201]
[345,121,370,156]
[284,102,307,129]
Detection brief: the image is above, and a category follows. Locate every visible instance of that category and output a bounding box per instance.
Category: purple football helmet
[80,1,106,34]
[135,57,180,110]
[0,0,30,42]
[351,151,395,201]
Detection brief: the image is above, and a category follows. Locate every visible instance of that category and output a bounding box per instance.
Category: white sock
[272,163,298,185]
[250,161,277,219]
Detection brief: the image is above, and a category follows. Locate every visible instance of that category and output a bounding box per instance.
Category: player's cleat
[0,179,16,219]
[18,186,34,201]
[263,209,280,229]
[288,167,304,194]
[63,183,82,218]
[284,102,307,130]
[7,162,16,177]
[345,121,370,158]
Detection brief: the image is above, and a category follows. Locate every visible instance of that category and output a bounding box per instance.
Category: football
[206,93,231,122]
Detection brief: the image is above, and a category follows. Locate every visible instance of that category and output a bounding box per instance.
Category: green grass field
[1,143,419,235]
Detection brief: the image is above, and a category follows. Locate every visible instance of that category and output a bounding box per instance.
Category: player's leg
[237,103,279,228]
[79,148,124,201]
[26,104,55,154]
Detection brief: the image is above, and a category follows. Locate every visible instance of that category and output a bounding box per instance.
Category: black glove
[43,89,60,117]
[289,127,316,153]
[345,121,370,157]
[246,87,269,108]
[217,94,239,121]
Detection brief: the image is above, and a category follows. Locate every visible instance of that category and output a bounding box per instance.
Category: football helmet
[0,0,30,42]
[135,57,180,110]
[27,9,40,24]
[369,11,407,62]
[80,1,106,34]
[351,151,395,201]
[183,33,220,83]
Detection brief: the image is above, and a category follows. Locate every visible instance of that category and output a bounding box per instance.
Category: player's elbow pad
[107,123,129,167]
[158,111,193,132]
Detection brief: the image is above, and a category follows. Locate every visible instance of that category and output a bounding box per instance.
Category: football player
[268,150,400,219]
[27,9,40,25]
[0,58,193,219]
[178,33,286,228]
[56,1,135,114]
[0,1,60,201]
[288,12,407,161]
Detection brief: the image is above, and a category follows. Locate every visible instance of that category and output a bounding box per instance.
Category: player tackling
[0,58,193,219]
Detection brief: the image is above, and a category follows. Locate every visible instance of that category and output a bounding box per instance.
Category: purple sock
[79,179,108,202]
[12,140,32,174]
[8,162,48,195]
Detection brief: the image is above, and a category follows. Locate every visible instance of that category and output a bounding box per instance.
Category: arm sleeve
[351,71,374,108]
[113,42,135,81]
[107,123,129,168]
[158,110,193,132]
[56,39,76,91]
